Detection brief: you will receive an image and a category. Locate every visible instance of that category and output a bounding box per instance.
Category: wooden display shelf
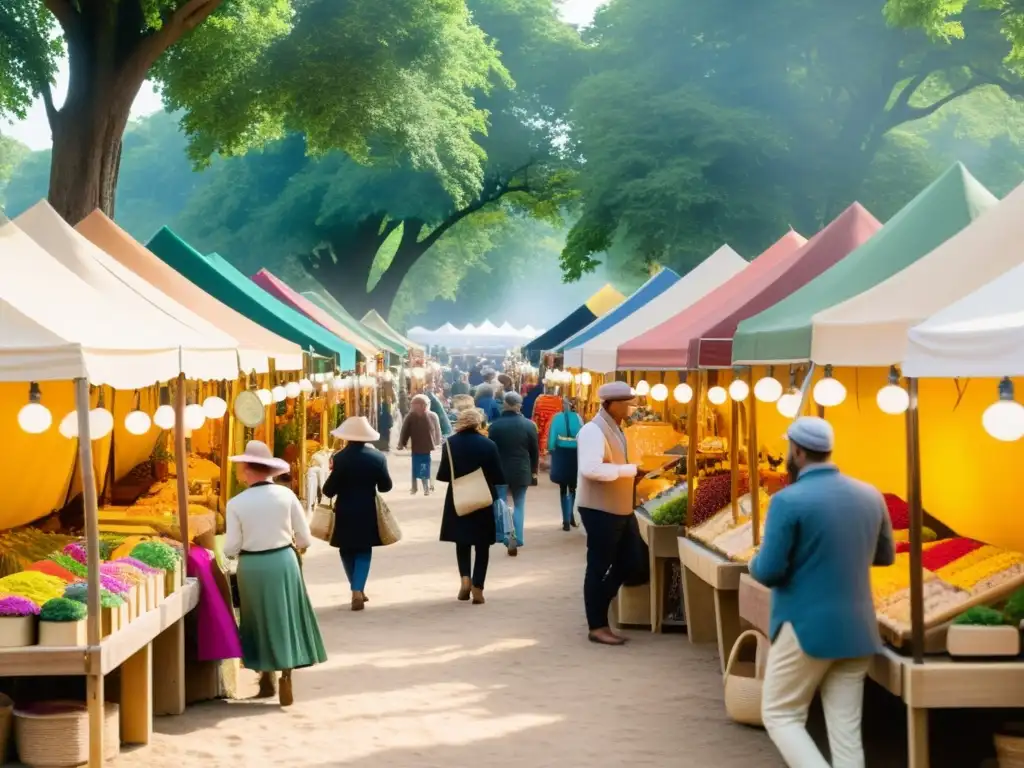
[678,537,747,674]
[634,509,681,633]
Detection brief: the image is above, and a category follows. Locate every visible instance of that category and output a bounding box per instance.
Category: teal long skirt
[236,547,327,672]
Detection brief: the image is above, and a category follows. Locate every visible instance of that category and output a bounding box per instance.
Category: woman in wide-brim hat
[322,417,394,611]
[224,440,326,706]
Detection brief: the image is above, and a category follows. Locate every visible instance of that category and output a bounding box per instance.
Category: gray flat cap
[598,381,636,402]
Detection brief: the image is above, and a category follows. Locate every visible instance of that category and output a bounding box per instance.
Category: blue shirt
[748,464,895,660]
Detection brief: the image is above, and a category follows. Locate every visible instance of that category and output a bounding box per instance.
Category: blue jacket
[547,410,582,452]
[748,464,895,660]
[475,395,502,424]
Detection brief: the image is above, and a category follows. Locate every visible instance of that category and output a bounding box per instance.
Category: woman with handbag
[224,441,326,706]
[437,407,505,605]
[548,398,583,531]
[322,416,395,612]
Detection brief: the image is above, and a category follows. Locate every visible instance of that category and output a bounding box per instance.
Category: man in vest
[576,381,640,646]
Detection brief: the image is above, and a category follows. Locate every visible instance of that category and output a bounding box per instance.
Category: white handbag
[445,439,493,516]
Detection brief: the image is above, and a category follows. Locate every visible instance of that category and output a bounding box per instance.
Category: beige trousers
[761,623,871,768]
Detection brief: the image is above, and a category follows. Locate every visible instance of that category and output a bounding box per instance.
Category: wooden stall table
[678,537,747,673]
[736,574,1024,768]
[634,509,681,633]
[0,578,200,761]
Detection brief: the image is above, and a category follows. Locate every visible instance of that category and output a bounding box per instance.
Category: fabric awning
[557,268,681,354]
[75,211,302,373]
[361,310,422,354]
[811,172,1013,367]
[563,247,747,373]
[522,284,625,358]
[301,290,406,356]
[0,216,184,387]
[15,202,242,382]
[146,228,356,368]
[903,260,1024,378]
[617,229,816,370]
[251,269,379,358]
[733,163,996,365]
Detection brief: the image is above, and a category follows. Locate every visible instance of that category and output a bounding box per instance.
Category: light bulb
[674,383,693,404]
[876,385,909,415]
[325,372,335,380]
[331,378,344,391]
[321,383,329,393]
[272,385,287,402]
[184,403,207,431]
[153,404,176,430]
[285,381,301,399]
[776,391,801,418]
[650,383,669,402]
[754,376,783,403]
[581,372,592,386]
[574,374,582,385]
[256,388,273,406]
[124,410,152,436]
[202,396,228,419]
[299,378,314,394]
[312,373,324,383]
[983,400,1024,442]
[89,407,114,439]
[813,374,846,407]
[635,380,651,396]
[18,403,52,434]
[728,379,749,402]
[707,386,728,405]
[59,411,79,438]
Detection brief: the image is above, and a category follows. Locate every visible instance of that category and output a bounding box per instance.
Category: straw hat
[452,394,475,412]
[229,440,290,476]
[331,416,380,443]
[455,408,486,432]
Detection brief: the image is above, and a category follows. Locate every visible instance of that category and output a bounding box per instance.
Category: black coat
[487,412,539,488]
[437,430,505,546]
[322,443,393,551]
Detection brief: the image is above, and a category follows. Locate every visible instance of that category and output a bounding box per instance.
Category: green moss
[48,552,87,579]
[130,541,178,571]
[953,605,1008,626]
[40,597,88,622]
[1003,587,1024,627]
[652,493,688,526]
[63,583,125,608]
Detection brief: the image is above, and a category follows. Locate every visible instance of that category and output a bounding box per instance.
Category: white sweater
[223,482,313,558]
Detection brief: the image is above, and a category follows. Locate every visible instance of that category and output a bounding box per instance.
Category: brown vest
[576,410,635,515]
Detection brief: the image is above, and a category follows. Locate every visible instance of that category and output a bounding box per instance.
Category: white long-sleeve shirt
[576,420,638,482]
[223,482,313,558]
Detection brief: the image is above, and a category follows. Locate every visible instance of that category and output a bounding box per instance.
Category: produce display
[40,597,87,622]
[687,490,772,562]
[690,473,749,527]
[651,493,688,526]
[0,596,39,617]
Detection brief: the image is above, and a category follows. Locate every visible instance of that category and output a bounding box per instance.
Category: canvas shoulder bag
[445,438,493,516]
[376,493,402,545]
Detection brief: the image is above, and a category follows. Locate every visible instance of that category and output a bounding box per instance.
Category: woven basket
[996,732,1024,768]
[15,700,119,766]
[723,629,771,727]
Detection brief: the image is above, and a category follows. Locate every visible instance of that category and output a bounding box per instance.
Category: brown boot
[458,577,472,601]
[351,591,366,611]
[279,670,294,707]
[256,672,277,699]
[471,586,485,605]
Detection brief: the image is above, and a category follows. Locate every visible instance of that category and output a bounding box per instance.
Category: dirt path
[122,451,782,767]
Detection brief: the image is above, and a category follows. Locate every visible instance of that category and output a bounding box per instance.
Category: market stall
[302,289,407,357]
[361,310,423,356]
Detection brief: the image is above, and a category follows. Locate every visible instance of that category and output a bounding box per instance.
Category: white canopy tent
[812,182,1024,367]
[903,261,1024,379]
[407,321,543,350]
[562,245,749,372]
[17,201,242,381]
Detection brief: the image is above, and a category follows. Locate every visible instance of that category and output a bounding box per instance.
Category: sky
[2,0,606,151]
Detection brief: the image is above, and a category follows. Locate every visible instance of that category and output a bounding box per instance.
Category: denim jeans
[559,484,576,526]
[340,549,372,592]
[494,484,527,547]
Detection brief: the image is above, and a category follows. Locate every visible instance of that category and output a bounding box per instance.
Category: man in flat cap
[750,416,894,768]
[575,380,641,646]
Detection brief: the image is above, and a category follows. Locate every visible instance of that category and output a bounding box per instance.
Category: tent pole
[748,368,761,547]
[174,373,190,585]
[730,393,740,526]
[75,377,105,768]
[685,369,702,525]
[906,377,925,664]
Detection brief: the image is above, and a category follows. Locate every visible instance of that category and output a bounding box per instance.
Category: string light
[202,396,228,419]
[876,366,909,415]
[728,370,749,403]
[707,385,728,405]
[635,380,650,396]
[271,385,287,402]
[983,377,1024,442]
[17,383,51,434]
[650,383,669,402]
[813,365,847,407]
[285,381,302,399]
[184,403,207,431]
[124,410,152,436]
[754,366,783,403]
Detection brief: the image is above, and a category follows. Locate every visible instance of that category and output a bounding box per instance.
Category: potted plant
[947,606,1021,658]
[37,598,88,647]
[152,440,173,482]
[0,596,39,647]
[63,584,127,637]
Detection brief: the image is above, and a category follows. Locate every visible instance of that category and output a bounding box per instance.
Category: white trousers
[761,623,871,768]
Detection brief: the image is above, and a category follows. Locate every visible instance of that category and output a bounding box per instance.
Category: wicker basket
[996,732,1024,768]
[15,700,119,766]
[723,629,771,727]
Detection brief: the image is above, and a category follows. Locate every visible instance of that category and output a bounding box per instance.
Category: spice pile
[688,489,772,561]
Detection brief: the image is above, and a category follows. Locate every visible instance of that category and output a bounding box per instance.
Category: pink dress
[186,546,242,661]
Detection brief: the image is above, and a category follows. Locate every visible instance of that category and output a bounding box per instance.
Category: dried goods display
[688,490,772,560]
[690,473,750,527]
[651,493,688,526]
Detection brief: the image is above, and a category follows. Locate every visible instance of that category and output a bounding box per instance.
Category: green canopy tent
[731,163,997,365]
[361,309,423,355]
[302,290,406,357]
[146,227,356,368]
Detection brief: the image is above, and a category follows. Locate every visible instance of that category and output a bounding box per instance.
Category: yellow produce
[111,536,151,561]
[0,571,71,606]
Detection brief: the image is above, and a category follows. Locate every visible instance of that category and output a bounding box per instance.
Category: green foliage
[884,0,1024,69]
[40,597,88,622]
[952,605,1009,626]
[63,582,126,609]
[1003,586,1024,627]
[651,493,688,527]
[130,541,179,571]
[0,1,61,119]
[47,552,88,579]
[0,133,28,206]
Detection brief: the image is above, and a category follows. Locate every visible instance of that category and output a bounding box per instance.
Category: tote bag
[310,503,335,542]
[376,494,402,545]
[445,439,493,516]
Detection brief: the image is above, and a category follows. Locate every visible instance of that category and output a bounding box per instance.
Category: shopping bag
[376,494,402,546]
[309,503,335,543]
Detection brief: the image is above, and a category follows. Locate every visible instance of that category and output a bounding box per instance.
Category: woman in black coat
[322,417,393,611]
[437,407,505,605]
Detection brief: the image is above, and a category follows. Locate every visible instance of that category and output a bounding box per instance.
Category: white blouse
[223,482,313,558]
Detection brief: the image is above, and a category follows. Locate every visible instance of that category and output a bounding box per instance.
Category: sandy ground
[117,452,1002,767]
